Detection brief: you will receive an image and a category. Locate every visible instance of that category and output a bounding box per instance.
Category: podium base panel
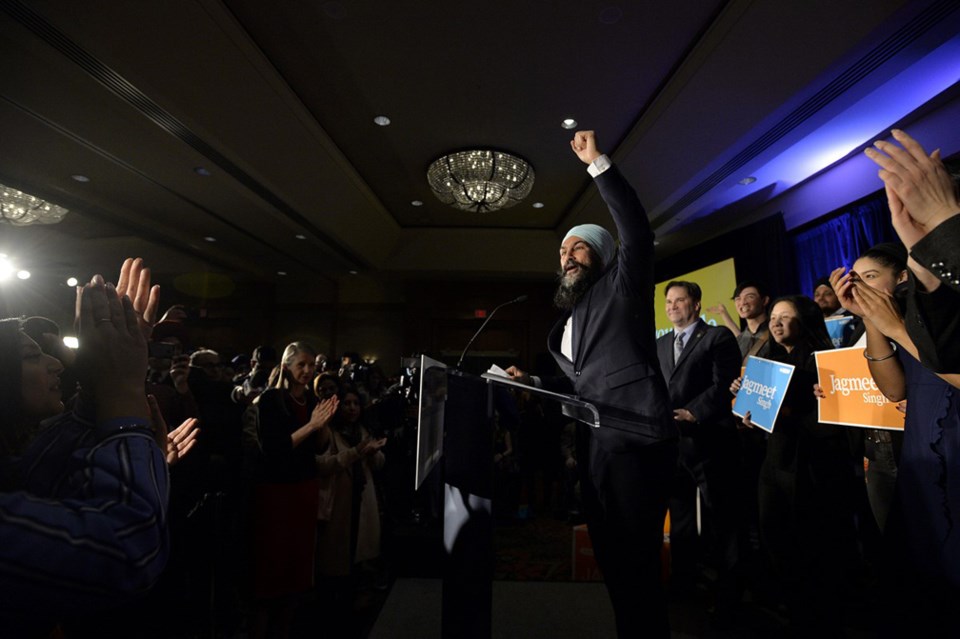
[370,578,615,639]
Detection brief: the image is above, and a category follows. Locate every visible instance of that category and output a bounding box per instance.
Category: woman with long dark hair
[832,245,960,636]
[733,295,858,634]
[315,385,386,635]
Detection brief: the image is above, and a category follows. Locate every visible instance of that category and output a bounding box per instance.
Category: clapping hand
[115,258,160,340]
[309,395,339,432]
[77,275,149,423]
[864,130,960,249]
[147,395,199,466]
[360,437,387,457]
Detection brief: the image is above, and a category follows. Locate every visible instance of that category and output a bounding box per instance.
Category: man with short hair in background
[656,280,742,624]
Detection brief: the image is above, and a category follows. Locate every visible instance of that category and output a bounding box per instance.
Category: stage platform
[369,578,616,639]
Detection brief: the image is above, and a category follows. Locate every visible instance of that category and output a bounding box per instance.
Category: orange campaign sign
[815,347,904,431]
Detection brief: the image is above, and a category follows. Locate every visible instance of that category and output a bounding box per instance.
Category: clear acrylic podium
[414,356,599,638]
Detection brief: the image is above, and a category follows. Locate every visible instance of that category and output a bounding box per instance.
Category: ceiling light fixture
[277,271,287,276]
[532,202,545,209]
[561,118,578,129]
[411,200,423,207]
[66,277,79,287]
[194,167,212,176]
[203,236,217,242]
[70,175,90,183]
[427,149,535,213]
[0,182,68,226]
[738,176,757,185]
[295,234,307,240]
[0,255,14,281]
[373,115,391,126]
[16,270,30,280]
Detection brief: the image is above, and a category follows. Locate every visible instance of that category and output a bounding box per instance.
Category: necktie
[674,331,685,364]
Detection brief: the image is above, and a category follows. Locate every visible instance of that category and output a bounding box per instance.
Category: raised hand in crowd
[77,275,150,423]
[115,257,160,339]
[864,129,959,249]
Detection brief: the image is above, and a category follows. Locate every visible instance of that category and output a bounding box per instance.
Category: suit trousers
[578,426,678,638]
[668,430,741,606]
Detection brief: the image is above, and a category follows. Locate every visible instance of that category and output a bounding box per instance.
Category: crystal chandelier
[427,150,535,212]
[0,182,69,226]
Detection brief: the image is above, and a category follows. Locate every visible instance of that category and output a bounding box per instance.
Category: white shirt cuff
[587,154,612,178]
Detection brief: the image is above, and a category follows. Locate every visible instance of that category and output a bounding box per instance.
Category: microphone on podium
[456,295,529,370]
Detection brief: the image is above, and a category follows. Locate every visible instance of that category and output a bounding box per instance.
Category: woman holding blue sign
[731,295,858,635]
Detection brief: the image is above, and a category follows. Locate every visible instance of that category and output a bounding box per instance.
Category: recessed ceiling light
[66,277,79,287]
[411,200,423,207]
[194,167,212,176]
[71,174,90,183]
[738,176,757,185]
[295,234,307,240]
[598,6,623,24]
[277,271,287,276]
[653,240,661,246]
[373,115,391,126]
[532,202,545,209]
[17,270,31,280]
[62,336,79,349]
[203,236,217,242]
[561,118,578,129]
[322,1,346,20]
[348,270,358,275]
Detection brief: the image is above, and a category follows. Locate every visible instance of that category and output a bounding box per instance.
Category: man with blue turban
[508,131,678,638]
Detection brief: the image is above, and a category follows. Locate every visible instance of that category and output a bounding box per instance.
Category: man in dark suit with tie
[656,280,742,619]
[508,130,678,638]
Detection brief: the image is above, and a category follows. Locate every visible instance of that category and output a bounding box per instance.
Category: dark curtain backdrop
[655,213,798,301]
[790,195,896,297]
[656,192,898,307]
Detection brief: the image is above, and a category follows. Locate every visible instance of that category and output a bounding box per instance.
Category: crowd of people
[0,128,958,638]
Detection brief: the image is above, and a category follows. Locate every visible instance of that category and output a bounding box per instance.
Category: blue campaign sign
[732,356,796,433]
[825,315,856,348]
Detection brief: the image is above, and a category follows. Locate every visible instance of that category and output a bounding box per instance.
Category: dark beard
[553,262,601,310]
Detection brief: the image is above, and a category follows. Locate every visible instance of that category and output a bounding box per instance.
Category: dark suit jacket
[906,215,960,372]
[656,319,742,432]
[911,214,960,293]
[545,164,676,450]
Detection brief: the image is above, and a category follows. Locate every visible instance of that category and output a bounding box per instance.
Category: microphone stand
[456,295,528,370]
